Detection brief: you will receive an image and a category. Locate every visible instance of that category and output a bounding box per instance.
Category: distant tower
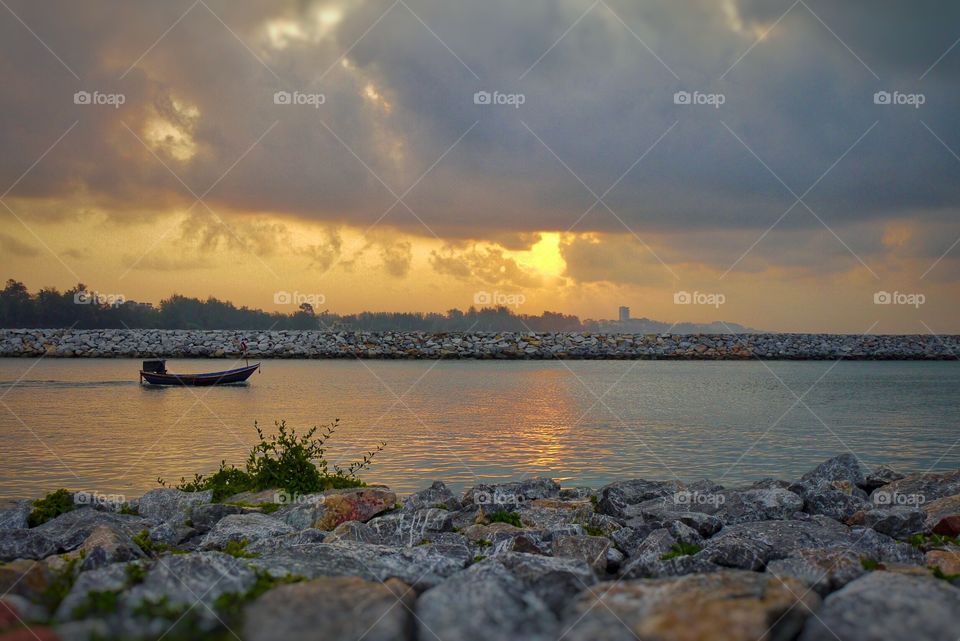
[618,306,630,322]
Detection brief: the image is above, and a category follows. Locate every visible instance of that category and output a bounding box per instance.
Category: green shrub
[213,569,305,620]
[860,557,881,571]
[160,419,385,502]
[132,595,189,620]
[165,462,254,503]
[28,489,75,527]
[222,539,257,559]
[125,562,147,586]
[72,590,120,618]
[488,511,522,527]
[908,533,958,550]
[581,524,605,537]
[660,542,703,560]
[132,530,184,556]
[118,504,139,516]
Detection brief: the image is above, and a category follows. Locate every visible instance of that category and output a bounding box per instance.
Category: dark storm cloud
[1,0,959,252]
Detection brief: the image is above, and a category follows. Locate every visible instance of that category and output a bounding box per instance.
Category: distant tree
[0,279,587,331]
[0,280,34,327]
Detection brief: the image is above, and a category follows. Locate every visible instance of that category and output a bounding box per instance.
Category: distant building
[618,306,630,322]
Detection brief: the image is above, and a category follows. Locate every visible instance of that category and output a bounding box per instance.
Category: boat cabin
[141,359,167,374]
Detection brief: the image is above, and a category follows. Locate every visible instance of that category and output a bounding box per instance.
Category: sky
[1,0,959,333]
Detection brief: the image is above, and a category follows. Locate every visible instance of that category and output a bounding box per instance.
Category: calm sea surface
[0,359,957,499]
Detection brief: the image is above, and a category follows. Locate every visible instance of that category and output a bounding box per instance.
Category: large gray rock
[516,504,581,530]
[848,506,926,540]
[323,520,382,544]
[799,571,960,641]
[463,478,560,507]
[145,520,195,547]
[553,535,610,573]
[404,481,462,512]
[700,487,804,524]
[366,508,452,546]
[922,494,960,534]
[1,509,145,561]
[243,577,414,641]
[199,513,293,550]
[620,528,721,579]
[861,465,904,491]
[137,488,213,524]
[311,487,398,530]
[595,479,684,518]
[55,560,130,621]
[271,495,328,530]
[498,528,567,556]
[625,488,803,526]
[766,548,867,595]
[416,561,557,641]
[77,524,146,571]
[620,528,676,575]
[57,552,256,634]
[188,503,245,533]
[800,454,867,487]
[124,551,256,612]
[248,540,469,590]
[564,570,819,641]
[847,527,924,565]
[870,470,960,504]
[610,525,651,557]
[493,552,597,616]
[700,518,905,570]
[797,481,872,521]
[0,529,58,561]
[0,500,31,530]
[34,508,145,551]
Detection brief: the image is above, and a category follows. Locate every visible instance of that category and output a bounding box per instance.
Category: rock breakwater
[1,455,959,640]
[2,329,958,359]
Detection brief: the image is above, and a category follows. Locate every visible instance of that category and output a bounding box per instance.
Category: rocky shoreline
[0,455,958,640]
[2,329,959,360]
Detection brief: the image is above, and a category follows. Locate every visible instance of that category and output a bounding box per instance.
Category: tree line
[0,280,587,331]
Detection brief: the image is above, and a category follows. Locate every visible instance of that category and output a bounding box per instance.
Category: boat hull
[140,363,260,386]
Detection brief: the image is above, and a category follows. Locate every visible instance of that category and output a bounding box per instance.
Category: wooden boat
[139,359,260,386]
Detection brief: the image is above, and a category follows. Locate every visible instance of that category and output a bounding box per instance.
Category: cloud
[298,227,343,273]
[0,0,958,295]
[0,233,39,257]
[379,240,412,277]
[430,243,542,288]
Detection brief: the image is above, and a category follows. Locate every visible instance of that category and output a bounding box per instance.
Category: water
[0,359,957,499]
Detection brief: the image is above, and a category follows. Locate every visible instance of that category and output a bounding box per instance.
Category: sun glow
[520,232,566,277]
